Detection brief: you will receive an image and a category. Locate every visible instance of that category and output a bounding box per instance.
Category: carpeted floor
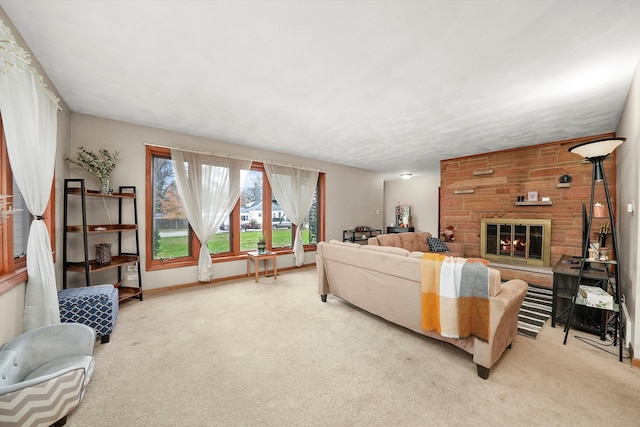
[518,285,553,339]
[66,268,640,426]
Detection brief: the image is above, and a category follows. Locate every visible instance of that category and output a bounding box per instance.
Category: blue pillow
[427,237,449,253]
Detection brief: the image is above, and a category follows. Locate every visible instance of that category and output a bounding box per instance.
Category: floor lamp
[564,137,625,362]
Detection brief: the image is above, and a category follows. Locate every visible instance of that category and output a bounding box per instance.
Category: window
[146,145,324,271]
[0,116,55,295]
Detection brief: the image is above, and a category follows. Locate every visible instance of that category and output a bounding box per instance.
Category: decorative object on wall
[0,194,22,225]
[593,202,606,218]
[441,225,455,241]
[559,174,572,183]
[473,169,494,176]
[395,205,411,227]
[66,146,120,194]
[527,191,538,201]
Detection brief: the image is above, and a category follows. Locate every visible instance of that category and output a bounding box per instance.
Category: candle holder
[95,243,112,265]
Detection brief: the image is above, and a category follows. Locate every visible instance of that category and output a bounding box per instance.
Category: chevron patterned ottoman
[58,285,119,344]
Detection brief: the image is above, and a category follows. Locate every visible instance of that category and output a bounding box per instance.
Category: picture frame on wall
[527,191,539,201]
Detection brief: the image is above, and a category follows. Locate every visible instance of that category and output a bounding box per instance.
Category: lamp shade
[568,137,625,159]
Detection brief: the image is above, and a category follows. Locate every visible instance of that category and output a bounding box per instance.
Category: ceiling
[3,1,640,180]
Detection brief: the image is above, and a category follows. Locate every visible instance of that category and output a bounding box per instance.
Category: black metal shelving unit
[63,178,143,302]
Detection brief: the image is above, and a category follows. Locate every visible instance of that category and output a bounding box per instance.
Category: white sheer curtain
[264,163,319,267]
[0,21,60,331]
[171,149,252,282]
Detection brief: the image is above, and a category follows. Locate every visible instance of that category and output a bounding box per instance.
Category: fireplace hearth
[480,218,551,267]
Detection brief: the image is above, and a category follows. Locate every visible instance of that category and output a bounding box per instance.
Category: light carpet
[67,267,640,426]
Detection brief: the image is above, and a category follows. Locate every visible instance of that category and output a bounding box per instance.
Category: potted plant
[257,232,266,253]
[66,146,120,194]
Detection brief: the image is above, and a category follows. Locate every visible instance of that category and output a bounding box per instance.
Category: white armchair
[0,323,95,427]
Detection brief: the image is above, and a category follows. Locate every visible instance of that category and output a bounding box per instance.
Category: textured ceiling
[2,0,640,180]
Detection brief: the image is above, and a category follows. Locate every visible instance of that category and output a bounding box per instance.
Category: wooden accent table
[246,251,277,283]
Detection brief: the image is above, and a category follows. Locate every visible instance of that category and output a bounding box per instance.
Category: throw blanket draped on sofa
[420,253,491,341]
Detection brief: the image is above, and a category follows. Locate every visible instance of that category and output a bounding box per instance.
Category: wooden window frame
[145,145,325,272]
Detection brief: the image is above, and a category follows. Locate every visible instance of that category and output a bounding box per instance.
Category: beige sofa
[368,231,464,257]
[316,240,528,379]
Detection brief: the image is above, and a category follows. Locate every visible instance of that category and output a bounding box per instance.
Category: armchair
[0,323,95,427]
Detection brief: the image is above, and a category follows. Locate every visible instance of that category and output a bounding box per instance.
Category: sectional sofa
[316,239,528,379]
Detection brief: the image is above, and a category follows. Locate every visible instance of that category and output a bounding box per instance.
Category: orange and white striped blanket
[420,253,491,341]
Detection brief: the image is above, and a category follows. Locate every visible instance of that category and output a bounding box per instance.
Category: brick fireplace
[480,218,551,267]
[439,133,618,285]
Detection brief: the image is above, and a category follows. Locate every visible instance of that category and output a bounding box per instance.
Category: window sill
[0,267,28,296]
[146,246,317,271]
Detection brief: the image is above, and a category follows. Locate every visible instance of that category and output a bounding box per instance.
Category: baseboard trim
[629,342,639,368]
[143,263,316,296]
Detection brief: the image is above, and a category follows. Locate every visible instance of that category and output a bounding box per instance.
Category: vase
[99,176,110,194]
[95,243,112,265]
[257,241,266,253]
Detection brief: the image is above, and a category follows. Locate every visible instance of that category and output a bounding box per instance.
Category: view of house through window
[237,169,264,252]
[148,146,323,268]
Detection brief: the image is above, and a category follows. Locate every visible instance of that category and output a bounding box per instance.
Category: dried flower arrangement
[66,147,120,193]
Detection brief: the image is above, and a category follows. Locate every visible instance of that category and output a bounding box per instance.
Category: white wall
[384,172,440,235]
[616,60,640,353]
[69,114,384,291]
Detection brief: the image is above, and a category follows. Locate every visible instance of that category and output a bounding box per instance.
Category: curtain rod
[144,142,323,173]
[263,159,321,173]
[144,142,253,162]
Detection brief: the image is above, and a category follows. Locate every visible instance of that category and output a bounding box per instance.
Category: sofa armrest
[0,324,95,385]
[473,279,528,369]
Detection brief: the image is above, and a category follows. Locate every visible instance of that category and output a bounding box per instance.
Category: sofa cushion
[397,232,424,251]
[361,245,410,257]
[329,239,362,247]
[374,233,402,247]
[427,237,449,252]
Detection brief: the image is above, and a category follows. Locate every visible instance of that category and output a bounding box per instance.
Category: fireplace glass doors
[480,218,551,267]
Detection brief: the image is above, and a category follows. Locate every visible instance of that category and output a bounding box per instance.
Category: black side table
[552,255,609,339]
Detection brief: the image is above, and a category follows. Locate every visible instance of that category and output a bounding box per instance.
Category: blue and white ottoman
[58,285,119,344]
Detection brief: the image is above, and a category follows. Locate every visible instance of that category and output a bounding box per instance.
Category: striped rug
[517,285,553,339]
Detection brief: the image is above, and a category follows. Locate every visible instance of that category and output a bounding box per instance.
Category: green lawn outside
[155,229,310,258]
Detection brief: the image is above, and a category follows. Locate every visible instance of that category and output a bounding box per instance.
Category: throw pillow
[427,237,449,253]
